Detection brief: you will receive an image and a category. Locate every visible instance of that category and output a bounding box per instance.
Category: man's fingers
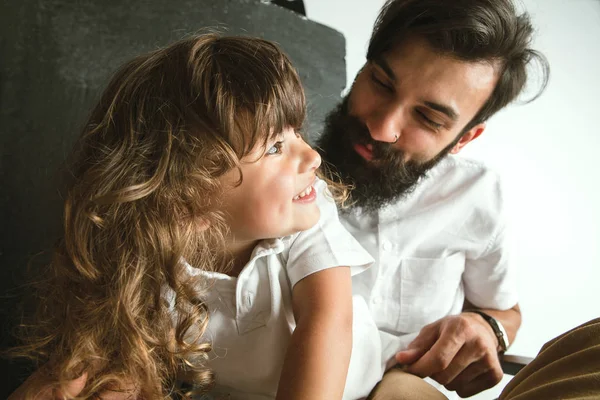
[454,367,504,398]
[444,359,488,392]
[394,347,425,365]
[430,346,474,386]
[446,355,502,392]
[404,334,463,378]
[395,322,440,365]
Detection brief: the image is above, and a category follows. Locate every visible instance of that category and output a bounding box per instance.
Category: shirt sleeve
[462,175,519,310]
[284,179,374,288]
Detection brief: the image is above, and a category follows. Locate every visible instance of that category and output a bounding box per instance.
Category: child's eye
[266,141,284,155]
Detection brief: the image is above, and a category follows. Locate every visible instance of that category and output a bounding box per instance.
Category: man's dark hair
[367,0,550,133]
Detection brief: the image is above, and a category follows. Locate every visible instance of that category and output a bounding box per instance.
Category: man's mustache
[343,113,402,162]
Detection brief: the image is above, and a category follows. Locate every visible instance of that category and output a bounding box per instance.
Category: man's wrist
[465,310,510,353]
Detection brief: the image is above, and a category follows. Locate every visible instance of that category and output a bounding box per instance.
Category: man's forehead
[382,37,498,84]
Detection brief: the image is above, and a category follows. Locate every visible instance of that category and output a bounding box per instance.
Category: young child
[10,34,384,399]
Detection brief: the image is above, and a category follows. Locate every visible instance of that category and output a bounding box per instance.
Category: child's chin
[295,209,321,232]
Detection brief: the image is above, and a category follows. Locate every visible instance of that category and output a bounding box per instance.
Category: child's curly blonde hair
[11,33,345,399]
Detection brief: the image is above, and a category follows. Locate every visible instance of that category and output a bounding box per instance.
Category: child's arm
[276,265,353,400]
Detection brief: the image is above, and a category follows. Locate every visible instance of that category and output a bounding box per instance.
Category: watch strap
[468,310,509,353]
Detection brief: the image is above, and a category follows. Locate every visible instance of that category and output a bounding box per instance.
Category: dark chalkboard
[0,0,346,394]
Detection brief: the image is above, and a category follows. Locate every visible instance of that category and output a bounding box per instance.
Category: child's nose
[302,143,321,172]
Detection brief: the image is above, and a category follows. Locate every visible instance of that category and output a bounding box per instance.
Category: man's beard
[316,98,457,212]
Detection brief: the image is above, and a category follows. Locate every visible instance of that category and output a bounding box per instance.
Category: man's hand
[394,313,503,398]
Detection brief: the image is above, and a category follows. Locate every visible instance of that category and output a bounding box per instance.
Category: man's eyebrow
[373,57,396,82]
[423,101,459,121]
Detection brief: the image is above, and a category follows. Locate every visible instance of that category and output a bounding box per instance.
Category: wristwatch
[468,310,509,353]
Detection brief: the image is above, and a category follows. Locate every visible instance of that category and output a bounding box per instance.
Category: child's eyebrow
[269,130,285,142]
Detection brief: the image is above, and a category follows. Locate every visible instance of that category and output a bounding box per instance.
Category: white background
[304,0,600,397]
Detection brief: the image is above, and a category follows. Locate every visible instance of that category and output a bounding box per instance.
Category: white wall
[304,0,600,395]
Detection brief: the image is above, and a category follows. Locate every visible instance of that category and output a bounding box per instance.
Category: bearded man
[317,0,549,398]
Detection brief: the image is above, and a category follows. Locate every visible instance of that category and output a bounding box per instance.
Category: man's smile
[353,143,374,161]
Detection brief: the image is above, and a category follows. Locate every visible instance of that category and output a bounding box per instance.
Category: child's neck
[225,239,259,277]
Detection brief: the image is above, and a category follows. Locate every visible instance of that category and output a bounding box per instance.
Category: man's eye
[266,141,284,155]
[417,111,443,129]
[370,72,394,93]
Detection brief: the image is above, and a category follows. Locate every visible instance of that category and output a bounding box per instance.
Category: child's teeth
[295,186,312,200]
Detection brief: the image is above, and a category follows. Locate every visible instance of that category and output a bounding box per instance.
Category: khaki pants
[368,318,600,400]
[499,317,600,400]
[366,367,448,400]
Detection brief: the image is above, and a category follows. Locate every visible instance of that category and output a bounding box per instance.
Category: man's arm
[276,266,353,400]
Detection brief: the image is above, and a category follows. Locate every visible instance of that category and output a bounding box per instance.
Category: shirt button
[245,293,253,307]
[382,241,392,251]
[372,296,382,305]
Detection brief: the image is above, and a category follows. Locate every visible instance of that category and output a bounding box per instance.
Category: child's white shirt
[177,179,384,400]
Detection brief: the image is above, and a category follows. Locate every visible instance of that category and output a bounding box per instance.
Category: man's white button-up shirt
[342,156,519,366]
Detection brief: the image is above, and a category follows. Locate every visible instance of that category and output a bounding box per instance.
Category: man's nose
[365,106,403,144]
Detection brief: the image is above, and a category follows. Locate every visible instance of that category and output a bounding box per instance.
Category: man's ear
[450,123,486,154]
